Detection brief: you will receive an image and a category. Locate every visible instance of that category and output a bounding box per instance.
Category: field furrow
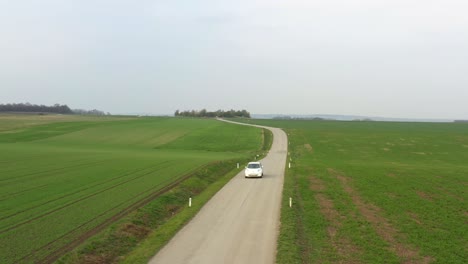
[0,161,171,218]
[0,162,175,232]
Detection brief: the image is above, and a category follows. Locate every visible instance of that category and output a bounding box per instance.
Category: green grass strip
[120,164,243,264]
[275,152,303,264]
[57,160,249,264]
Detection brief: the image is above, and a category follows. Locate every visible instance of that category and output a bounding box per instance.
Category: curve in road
[149,120,288,264]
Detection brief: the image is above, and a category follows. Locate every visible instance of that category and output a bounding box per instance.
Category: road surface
[149,120,288,264]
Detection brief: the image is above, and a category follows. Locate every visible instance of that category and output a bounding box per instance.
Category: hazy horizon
[1,1,467,120]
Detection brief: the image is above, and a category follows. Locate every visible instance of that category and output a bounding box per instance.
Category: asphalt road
[149,120,288,264]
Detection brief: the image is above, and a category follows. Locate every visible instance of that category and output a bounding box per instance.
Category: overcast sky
[1,0,467,119]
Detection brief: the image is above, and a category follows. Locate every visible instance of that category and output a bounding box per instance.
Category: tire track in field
[17,178,163,263]
[328,168,433,264]
[0,157,96,179]
[309,176,362,262]
[0,162,174,234]
[19,163,211,264]
[0,159,107,202]
[0,158,106,184]
[0,184,48,201]
[0,162,170,221]
[0,154,68,174]
[0,159,111,201]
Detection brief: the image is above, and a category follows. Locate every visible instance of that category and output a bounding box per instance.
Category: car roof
[248,161,261,164]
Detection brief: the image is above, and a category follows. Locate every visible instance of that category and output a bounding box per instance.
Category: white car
[244,162,263,178]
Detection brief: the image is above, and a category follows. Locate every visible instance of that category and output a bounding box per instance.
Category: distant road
[149,119,288,264]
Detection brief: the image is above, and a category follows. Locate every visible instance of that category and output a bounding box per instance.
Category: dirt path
[149,120,288,264]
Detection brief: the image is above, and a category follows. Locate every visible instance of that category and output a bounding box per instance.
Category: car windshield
[247,164,260,169]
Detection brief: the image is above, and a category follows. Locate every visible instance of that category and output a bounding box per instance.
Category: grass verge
[120,162,244,263]
[276,151,304,264]
[262,128,273,154]
[57,122,271,263]
[57,159,249,264]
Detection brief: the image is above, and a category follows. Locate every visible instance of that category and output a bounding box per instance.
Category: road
[149,120,288,264]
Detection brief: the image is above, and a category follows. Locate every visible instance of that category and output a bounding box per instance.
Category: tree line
[0,103,108,115]
[72,108,108,116]
[175,109,251,118]
[0,103,73,114]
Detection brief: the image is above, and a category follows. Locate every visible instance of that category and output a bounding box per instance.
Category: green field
[0,114,263,263]
[238,119,467,263]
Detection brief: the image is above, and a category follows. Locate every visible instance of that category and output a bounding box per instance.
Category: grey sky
[1,0,467,119]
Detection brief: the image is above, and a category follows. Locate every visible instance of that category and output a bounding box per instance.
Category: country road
[148,120,288,264]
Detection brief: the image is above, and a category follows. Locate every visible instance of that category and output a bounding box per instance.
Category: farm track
[0,162,174,234]
[31,163,213,264]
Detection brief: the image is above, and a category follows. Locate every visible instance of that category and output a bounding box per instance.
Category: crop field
[0,115,263,263]
[239,119,467,263]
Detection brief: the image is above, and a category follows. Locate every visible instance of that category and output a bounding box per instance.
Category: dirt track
[149,120,288,264]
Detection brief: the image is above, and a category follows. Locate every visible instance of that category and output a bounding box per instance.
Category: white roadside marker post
[289,162,291,169]
[189,197,192,208]
[289,197,292,208]
[237,163,239,169]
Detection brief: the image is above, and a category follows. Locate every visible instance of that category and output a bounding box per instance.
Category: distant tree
[0,102,73,114]
[72,108,106,115]
[174,109,251,118]
[0,102,110,115]
[200,109,207,117]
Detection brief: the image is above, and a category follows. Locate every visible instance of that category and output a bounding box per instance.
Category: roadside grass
[262,128,273,153]
[57,160,246,264]
[240,119,468,264]
[118,161,245,264]
[0,115,264,263]
[58,123,273,263]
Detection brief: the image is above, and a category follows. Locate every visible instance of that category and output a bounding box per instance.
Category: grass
[58,160,245,264]
[118,162,244,264]
[0,113,129,132]
[0,114,264,263]
[59,125,273,263]
[237,119,468,264]
[58,123,273,263]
